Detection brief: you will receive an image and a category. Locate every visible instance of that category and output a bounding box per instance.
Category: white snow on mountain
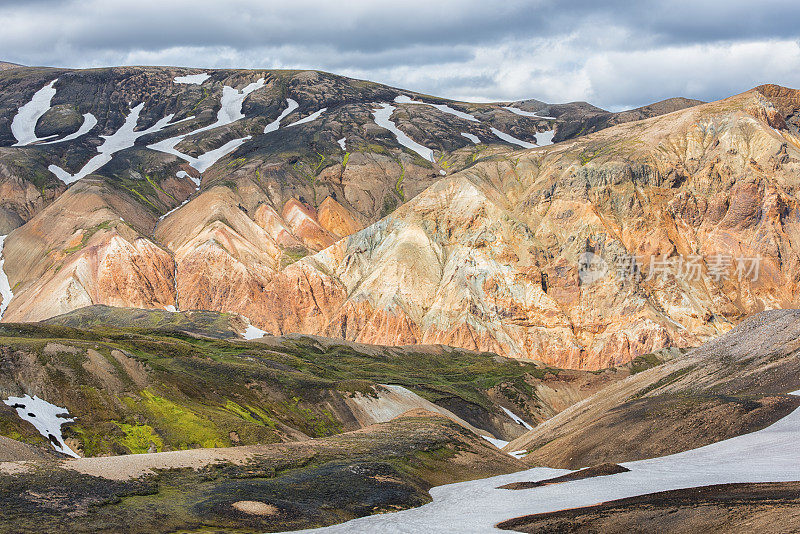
[40,113,98,144]
[535,129,555,146]
[176,170,200,187]
[11,79,59,146]
[460,132,480,144]
[491,127,537,148]
[192,79,265,135]
[503,106,556,120]
[240,316,268,340]
[482,435,509,449]
[286,107,327,127]
[13,79,97,147]
[194,137,251,173]
[158,197,192,221]
[372,103,434,162]
[501,407,533,430]
[174,73,211,85]
[392,95,545,150]
[264,98,299,133]
[49,103,188,184]
[3,395,79,458]
[394,95,479,122]
[148,79,265,172]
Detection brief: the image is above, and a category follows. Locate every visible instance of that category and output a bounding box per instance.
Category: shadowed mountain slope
[506,309,800,468]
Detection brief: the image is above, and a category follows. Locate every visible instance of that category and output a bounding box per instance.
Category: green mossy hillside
[0,310,549,457]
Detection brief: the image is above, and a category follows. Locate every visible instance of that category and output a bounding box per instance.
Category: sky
[1,0,800,110]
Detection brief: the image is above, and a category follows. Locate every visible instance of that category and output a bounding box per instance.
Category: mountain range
[2,64,800,370]
[0,64,725,371]
[2,61,800,532]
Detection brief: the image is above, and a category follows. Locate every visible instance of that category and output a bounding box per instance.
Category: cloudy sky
[2,0,799,110]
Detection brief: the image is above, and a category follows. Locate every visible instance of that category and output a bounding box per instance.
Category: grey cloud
[0,0,799,109]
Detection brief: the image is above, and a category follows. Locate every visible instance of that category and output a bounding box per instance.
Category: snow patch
[194,79,266,135]
[242,323,267,340]
[338,137,347,151]
[491,127,537,149]
[159,197,192,221]
[40,113,98,144]
[174,73,210,85]
[176,170,200,187]
[192,137,251,173]
[148,79,265,173]
[164,305,177,312]
[503,106,556,120]
[264,98,299,133]
[372,103,434,162]
[3,395,79,458]
[11,79,59,146]
[49,103,189,184]
[509,450,528,459]
[482,435,509,449]
[13,79,97,147]
[0,235,12,320]
[535,129,555,146]
[501,406,533,430]
[395,95,479,122]
[460,132,480,144]
[286,107,326,128]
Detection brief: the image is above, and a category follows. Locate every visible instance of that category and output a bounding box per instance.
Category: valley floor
[286,392,800,533]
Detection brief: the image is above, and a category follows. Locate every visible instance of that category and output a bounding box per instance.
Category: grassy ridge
[0,311,547,456]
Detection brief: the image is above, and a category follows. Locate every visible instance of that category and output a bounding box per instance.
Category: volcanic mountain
[6,64,796,370]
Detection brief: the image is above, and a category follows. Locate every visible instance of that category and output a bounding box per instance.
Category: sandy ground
[1,409,489,481]
[63,443,265,480]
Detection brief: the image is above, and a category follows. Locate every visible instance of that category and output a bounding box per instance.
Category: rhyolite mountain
[9,63,797,371]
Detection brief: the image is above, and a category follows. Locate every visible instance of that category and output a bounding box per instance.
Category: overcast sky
[2,0,799,110]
